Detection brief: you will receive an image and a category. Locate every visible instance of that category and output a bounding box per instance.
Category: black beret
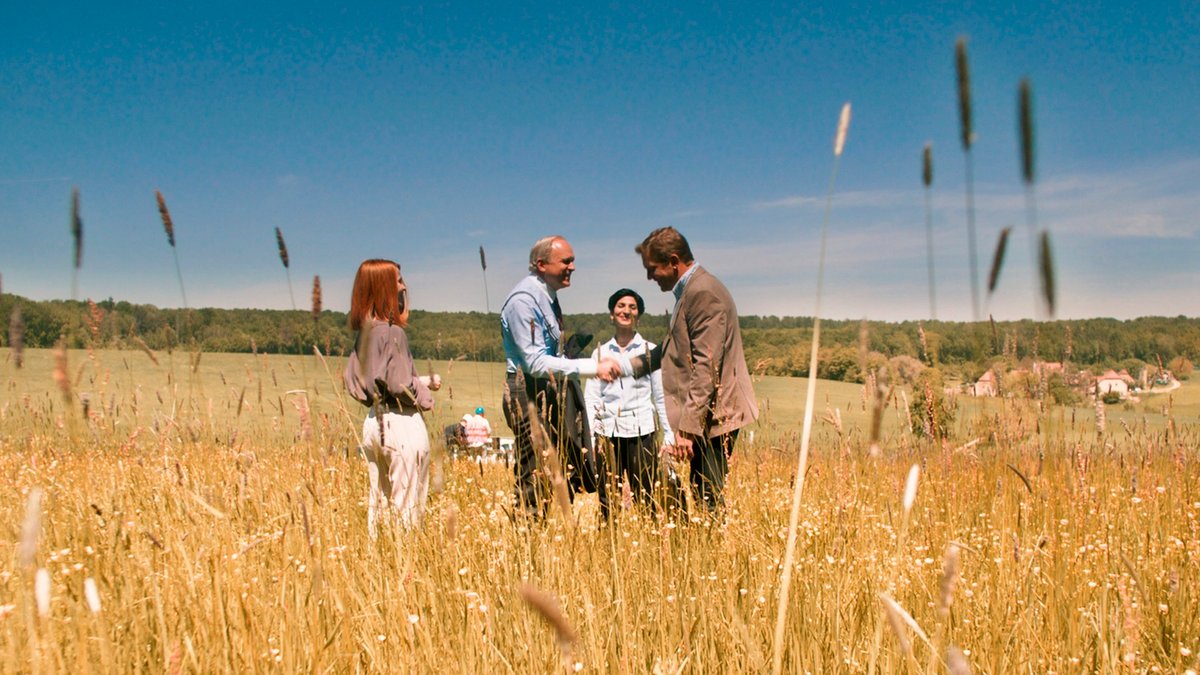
[607,288,645,314]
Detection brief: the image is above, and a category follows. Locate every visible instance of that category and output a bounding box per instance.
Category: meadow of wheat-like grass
[0,348,1197,672]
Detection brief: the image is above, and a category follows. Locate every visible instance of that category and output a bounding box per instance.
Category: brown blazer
[661,266,759,438]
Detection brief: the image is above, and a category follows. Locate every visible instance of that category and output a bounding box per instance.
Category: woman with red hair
[344,259,441,534]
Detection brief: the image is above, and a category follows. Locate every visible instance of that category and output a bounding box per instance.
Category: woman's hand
[420,374,442,391]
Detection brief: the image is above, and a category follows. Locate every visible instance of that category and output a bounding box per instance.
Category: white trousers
[360,410,430,536]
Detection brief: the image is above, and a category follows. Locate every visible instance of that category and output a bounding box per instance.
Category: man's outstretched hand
[596,357,622,382]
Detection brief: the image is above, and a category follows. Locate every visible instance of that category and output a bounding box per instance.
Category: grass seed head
[1039,231,1056,316]
[519,583,578,652]
[133,336,159,365]
[311,276,322,321]
[902,464,919,514]
[53,339,71,403]
[84,577,102,614]
[834,102,852,157]
[156,190,176,247]
[939,543,961,614]
[71,188,83,270]
[881,594,912,657]
[19,487,43,569]
[987,227,1012,295]
[947,645,972,674]
[922,143,933,187]
[35,567,51,618]
[1019,78,1035,184]
[275,227,290,269]
[956,37,974,150]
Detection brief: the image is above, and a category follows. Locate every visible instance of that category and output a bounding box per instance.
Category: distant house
[970,370,998,397]
[1033,361,1063,377]
[1096,370,1130,399]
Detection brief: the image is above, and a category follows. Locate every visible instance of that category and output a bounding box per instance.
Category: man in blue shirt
[501,235,624,518]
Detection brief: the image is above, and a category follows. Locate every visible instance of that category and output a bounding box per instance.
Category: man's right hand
[670,432,694,460]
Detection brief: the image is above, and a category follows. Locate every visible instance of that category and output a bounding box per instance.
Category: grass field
[1,346,1198,672]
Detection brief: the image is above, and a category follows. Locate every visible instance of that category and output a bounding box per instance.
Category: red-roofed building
[970,370,998,397]
[1096,370,1130,399]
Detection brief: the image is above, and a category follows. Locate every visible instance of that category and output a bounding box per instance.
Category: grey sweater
[343,320,433,411]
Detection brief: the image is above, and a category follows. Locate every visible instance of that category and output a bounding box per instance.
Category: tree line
[3,293,1197,384]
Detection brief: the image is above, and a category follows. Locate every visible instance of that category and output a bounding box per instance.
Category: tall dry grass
[0,348,1197,671]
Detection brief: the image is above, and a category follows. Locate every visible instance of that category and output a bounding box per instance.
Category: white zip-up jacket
[583,333,675,444]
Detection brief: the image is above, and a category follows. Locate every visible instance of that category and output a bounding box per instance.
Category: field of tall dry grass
[1,346,1197,673]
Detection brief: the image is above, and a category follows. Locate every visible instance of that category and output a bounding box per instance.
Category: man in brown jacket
[636,227,759,513]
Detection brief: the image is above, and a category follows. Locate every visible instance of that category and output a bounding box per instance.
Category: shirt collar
[672,264,698,303]
[604,332,646,353]
[531,274,557,303]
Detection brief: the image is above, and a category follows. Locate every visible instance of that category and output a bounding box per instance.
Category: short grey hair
[528,235,566,272]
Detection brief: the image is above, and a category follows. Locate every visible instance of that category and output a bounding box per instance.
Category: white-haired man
[500,235,625,518]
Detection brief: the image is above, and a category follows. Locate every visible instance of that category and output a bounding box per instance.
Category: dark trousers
[607,434,686,517]
[690,430,739,513]
[503,371,609,519]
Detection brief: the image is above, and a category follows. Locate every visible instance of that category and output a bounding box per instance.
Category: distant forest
[3,294,1197,384]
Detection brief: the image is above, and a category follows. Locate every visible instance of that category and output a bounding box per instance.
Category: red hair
[349,259,407,330]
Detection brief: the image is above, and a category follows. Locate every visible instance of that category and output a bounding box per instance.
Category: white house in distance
[970,370,998,397]
[1096,370,1130,399]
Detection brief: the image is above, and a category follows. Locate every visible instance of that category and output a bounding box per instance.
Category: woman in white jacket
[584,288,683,515]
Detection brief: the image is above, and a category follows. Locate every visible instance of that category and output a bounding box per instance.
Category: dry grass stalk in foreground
[956,36,981,321]
[8,305,24,368]
[772,101,851,675]
[52,339,70,404]
[519,583,578,656]
[922,143,937,319]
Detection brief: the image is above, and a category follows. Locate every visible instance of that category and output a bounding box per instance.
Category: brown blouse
[343,320,433,411]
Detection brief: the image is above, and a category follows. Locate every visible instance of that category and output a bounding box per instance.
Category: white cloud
[752,195,820,210]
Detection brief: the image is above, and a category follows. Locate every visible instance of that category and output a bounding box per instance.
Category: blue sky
[2,1,1198,322]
